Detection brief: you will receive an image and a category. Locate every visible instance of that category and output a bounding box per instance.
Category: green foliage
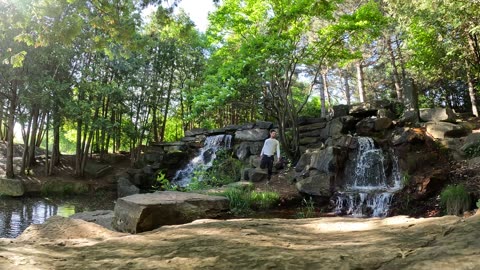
[296,197,316,218]
[219,186,280,215]
[153,171,179,191]
[186,149,243,190]
[250,190,280,210]
[301,97,322,118]
[440,185,471,216]
[476,199,480,209]
[464,142,480,158]
[401,173,411,187]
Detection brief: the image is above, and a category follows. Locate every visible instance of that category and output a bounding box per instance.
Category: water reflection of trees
[0,198,58,238]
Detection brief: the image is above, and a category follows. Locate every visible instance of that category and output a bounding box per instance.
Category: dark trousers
[260,154,274,180]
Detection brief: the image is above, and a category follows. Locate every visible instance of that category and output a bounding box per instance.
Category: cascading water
[172,134,232,187]
[334,137,402,217]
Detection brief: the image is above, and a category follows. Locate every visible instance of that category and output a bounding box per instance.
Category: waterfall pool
[0,191,116,238]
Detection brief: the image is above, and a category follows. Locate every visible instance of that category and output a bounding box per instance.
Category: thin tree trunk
[395,37,407,83]
[320,72,327,118]
[160,61,175,142]
[343,69,351,106]
[467,66,479,117]
[356,61,366,103]
[6,87,17,178]
[20,116,32,175]
[45,113,49,176]
[28,107,40,168]
[387,36,403,102]
[75,118,83,177]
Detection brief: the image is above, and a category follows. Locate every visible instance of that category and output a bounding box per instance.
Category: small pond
[0,191,116,238]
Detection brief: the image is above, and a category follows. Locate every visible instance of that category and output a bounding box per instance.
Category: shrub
[250,191,280,210]
[219,186,280,215]
[153,171,179,191]
[296,197,316,218]
[464,142,480,158]
[440,185,471,216]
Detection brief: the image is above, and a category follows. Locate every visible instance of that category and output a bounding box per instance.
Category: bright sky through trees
[144,0,215,32]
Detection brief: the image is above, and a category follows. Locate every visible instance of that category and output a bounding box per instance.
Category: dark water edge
[0,191,116,238]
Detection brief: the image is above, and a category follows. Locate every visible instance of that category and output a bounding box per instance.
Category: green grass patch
[296,197,316,218]
[218,186,280,215]
[440,185,471,216]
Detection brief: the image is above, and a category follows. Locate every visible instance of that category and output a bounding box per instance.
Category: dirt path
[1,214,480,269]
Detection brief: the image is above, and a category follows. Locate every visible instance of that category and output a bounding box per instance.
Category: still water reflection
[0,192,116,238]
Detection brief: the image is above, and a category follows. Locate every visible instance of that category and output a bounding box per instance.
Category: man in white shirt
[260,129,281,182]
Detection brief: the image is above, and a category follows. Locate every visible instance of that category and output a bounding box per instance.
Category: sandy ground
[1,213,480,269]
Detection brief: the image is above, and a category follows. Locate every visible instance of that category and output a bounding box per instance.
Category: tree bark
[27,106,40,169]
[6,86,17,178]
[386,36,403,102]
[320,72,327,118]
[343,69,351,106]
[467,66,479,117]
[356,61,366,103]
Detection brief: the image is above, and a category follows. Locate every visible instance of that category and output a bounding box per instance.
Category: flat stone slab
[0,178,25,197]
[70,210,115,231]
[112,191,229,233]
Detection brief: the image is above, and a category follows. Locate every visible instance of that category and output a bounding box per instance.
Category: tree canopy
[0,0,479,175]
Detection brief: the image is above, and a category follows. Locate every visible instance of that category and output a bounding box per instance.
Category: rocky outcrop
[112,191,229,233]
[425,121,470,139]
[0,178,25,196]
[70,210,115,231]
[419,107,456,122]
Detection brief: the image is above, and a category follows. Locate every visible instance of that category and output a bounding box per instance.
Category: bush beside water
[440,185,471,216]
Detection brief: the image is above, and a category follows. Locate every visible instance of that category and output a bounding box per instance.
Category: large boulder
[425,122,470,139]
[70,210,115,231]
[235,141,264,161]
[460,133,480,153]
[295,173,332,197]
[112,191,229,233]
[0,178,25,196]
[235,128,269,141]
[248,168,268,182]
[117,175,140,198]
[309,147,337,174]
[419,108,456,123]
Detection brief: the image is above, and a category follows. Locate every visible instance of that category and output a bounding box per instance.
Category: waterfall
[172,134,232,187]
[334,137,402,217]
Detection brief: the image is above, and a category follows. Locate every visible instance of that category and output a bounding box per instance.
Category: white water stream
[172,134,232,187]
[334,137,402,217]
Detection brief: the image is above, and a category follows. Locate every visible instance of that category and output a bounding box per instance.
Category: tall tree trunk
[27,107,40,168]
[0,100,4,141]
[20,116,32,175]
[6,87,17,178]
[160,61,175,142]
[356,61,366,103]
[466,66,479,117]
[386,36,403,102]
[395,37,407,82]
[45,113,50,176]
[35,112,46,147]
[75,118,83,177]
[51,106,61,168]
[343,69,351,106]
[320,72,327,118]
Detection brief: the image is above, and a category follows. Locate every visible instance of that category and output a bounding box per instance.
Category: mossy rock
[41,181,90,195]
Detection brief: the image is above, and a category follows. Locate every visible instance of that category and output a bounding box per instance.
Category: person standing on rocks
[260,129,281,183]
